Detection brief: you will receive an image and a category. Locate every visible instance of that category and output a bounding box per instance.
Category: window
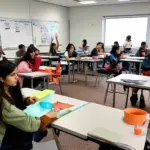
[104,17,148,47]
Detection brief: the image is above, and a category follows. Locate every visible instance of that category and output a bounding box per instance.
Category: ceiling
[36,0,150,7]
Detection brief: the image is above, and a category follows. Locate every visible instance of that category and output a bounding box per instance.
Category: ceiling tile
[35,0,150,7]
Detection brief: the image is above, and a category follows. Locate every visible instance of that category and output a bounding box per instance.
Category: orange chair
[39,64,63,95]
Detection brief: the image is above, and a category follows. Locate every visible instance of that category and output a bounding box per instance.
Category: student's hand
[26,96,39,105]
[46,110,57,119]
[55,33,58,39]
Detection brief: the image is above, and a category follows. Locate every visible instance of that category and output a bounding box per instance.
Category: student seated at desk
[136,41,148,57]
[29,44,40,56]
[64,43,78,62]
[17,47,41,87]
[29,45,42,70]
[16,44,26,57]
[134,42,148,74]
[62,44,77,75]
[0,57,57,150]
[130,53,150,108]
[27,47,42,72]
[104,45,122,74]
[113,41,119,47]
[49,34,60,56]
[91,42,105,59]
[78,39,89,54]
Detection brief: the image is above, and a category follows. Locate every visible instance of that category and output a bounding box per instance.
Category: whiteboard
[0,18,33,49]
[32,20,59,46]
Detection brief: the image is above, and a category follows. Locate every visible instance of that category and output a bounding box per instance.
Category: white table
[21,88,88,106]
[39,66,56,71]
[6,56,20,60]
[22,88,148,150]
[18,72,51,89]
[21,88,88,150]
[69,58,102,85]
[41,55,59,66]
[53,103,149,150]
[41,55,59,59]
[125,56,145,60]
[104,74,150,108]
[120,59,143,74]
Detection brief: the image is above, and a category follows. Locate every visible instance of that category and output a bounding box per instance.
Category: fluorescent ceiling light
[79,1,97,4]
[118,0,130,2]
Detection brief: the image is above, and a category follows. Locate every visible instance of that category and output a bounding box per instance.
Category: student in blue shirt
[104,45,122,74]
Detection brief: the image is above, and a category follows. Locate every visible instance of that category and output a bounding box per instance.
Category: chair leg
[112,84,116,108]
[125,87,129,108]
[104,83,110,105]
[58,78,63,95]
[148,91,150,101]
[95,75,99,87]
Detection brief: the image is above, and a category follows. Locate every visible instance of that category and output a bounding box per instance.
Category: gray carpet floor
[37,73,150,150]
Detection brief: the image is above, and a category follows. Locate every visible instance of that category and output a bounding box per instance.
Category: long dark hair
[66,43,76,52]
[0,58,25,119]
[97,42,105,52]
[114,41,119,47]
[126,35,131,42]
[82,39,87,48]
[138,41,147,56]
[110,45,120,57]
[50,43,56,55]
[17,46,35,65]
[29,44,40,55]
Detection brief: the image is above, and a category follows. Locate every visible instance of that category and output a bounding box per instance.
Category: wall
[69,2,150,52]
[0,0,69,56]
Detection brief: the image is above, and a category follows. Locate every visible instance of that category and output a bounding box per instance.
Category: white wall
[0,0,69,56]
[69,2,150,52]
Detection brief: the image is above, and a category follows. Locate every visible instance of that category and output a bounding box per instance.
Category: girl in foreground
[0,57,57,150]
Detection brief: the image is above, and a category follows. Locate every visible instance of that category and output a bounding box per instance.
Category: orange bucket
[124,108,147,126]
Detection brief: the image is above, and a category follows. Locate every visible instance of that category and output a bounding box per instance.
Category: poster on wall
[15,22,20,32]
[40,21,59,44]
[32,20,59,45]
[4,21,10,30]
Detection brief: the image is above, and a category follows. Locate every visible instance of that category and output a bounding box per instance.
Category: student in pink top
[28,45,42,72]
[17,47,41,87]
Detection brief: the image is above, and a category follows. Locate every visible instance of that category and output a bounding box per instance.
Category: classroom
[0,0,150,150]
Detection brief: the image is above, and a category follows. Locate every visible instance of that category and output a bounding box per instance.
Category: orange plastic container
[124,108,147,126]
[134,128,142,135]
